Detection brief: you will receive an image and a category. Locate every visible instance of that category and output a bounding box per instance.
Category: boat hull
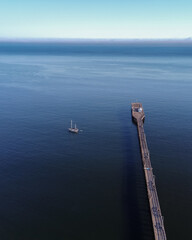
[68,128,79,133]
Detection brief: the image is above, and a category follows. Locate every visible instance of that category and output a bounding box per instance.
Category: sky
[0,0,192,39]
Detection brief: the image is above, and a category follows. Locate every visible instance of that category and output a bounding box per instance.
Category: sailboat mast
[71,120,72,128]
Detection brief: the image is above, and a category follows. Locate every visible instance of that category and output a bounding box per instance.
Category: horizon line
[0,37,192,42]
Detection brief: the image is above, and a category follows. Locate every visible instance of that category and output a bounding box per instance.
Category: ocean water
[0,41,192,240]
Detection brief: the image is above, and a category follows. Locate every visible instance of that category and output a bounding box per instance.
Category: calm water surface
[0,42,192,240]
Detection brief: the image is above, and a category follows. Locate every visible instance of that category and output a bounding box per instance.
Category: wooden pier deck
[131,103,167,240]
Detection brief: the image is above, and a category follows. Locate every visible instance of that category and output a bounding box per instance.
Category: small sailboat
[68,120,79,133]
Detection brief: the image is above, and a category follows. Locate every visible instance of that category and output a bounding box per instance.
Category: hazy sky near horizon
[0,0,191,39]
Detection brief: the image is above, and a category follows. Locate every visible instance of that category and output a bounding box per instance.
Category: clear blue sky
[0,0,191,39]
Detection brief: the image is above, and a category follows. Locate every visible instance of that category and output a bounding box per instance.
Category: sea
[0,41,192,240]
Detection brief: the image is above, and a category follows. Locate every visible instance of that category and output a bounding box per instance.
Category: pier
[131,103,167,240]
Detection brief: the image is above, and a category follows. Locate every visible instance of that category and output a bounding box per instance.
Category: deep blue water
[0,42,192,240]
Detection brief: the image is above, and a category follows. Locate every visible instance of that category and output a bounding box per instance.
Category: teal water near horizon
[0,42,192,240]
